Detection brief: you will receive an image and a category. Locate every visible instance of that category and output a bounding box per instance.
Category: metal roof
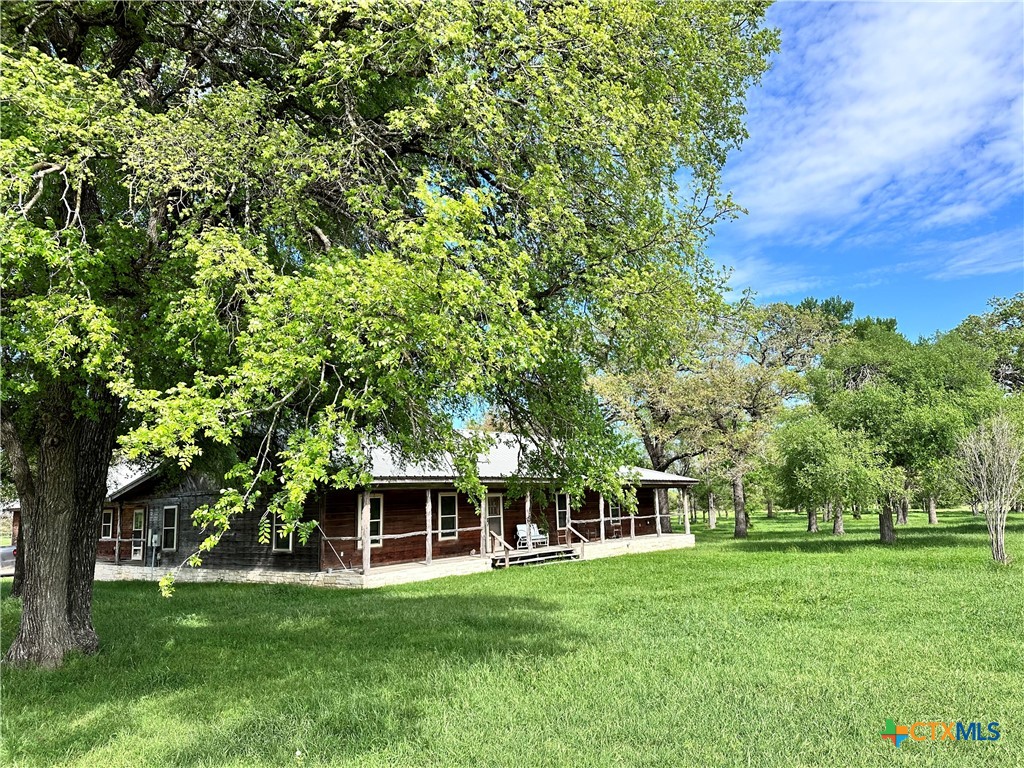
[106,434,697,499]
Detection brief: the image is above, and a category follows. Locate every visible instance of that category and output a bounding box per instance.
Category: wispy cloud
[725,253,826,298]
[922,229,1024,279]
[726,2,1024,244]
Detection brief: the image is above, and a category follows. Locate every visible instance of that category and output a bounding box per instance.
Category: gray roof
[105,434,697,499]
[367,433,696,487]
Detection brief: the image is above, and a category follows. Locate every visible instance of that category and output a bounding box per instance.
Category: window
[162,506,178,552]
[100,508,113,539]
[356,494,384,548]
[131,508,145,560]
[438,493,458,540]
[556,493,570,530]
[272,515,293,552]
[608,501,622,522]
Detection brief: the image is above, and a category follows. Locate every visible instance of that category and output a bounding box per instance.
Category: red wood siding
[318,485,660,567]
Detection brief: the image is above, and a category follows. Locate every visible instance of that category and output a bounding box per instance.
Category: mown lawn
[2,509,1022,767]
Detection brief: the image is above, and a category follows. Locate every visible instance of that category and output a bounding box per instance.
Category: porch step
[491,546,579,569]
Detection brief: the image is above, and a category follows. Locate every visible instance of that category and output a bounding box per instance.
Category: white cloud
[922,229,1024,279]
[725,253,826,298]
[726,1,1024,243]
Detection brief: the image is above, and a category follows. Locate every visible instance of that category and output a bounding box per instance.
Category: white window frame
[101,508,114,539]
[556,493,570,530]
[131,508,145,560]
[437,492,458,541]
[272,515,294,553]
[609,500,622,522]
[356,493,384,549]
[161,505,178,552]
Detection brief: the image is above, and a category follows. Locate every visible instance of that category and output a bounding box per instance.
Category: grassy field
[2,509,1022,768]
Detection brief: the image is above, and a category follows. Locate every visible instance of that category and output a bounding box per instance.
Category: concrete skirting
[92,533,696,590]
[579,533,696,561]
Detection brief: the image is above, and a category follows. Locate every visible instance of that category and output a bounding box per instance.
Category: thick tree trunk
[5,408,79,668]
[67,413,118,655]
[766,498,775,519]
[989,519,1007,563]
[896,496,909,525]
[708,491,716,530]
[852,503,862,520]
[11,519,25,597]
[807,506,818,533]
[926,496,938,525]
[879,500,896,545]
[732,476,747,539]
[832,504,845,535]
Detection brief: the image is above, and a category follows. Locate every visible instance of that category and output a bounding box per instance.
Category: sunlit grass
[2,508,1022,767]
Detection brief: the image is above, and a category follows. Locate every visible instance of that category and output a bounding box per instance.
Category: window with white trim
[609,500,622,522]
[356,494,384,548]
[556,493,570,530]
[101,508,113,539]
[162,505,178,551]
[438,493,458,540]
[272,515,293,552]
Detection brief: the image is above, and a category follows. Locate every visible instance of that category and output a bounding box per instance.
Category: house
[49,435,700,588]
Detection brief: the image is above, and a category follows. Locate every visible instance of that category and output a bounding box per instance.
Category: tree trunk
[732,476,747,539]
[896,496,909,525]
[970,500,980,516]
[807,506,818,533]
[832,503,845,535]
[879,499,896,545]
[708,491,716,530]
[822,502,832,523]
[766,498,775,519]
[989,518,1007,563]
[926,496,938,525]
[852,503,862,520]
[4,407,79,668]
[11,519,25,597]
[67,412,118,655]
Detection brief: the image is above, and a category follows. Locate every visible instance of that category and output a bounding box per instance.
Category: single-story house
[23,435,699,588]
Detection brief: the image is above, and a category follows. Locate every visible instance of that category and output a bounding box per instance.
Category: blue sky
[707,1,1024,339]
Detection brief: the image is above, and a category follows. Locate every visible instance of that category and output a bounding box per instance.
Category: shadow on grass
[712,515,1023,555]
[1,581,578,765]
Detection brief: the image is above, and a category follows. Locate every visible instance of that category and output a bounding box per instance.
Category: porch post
[598,493,606,543]
[566,496,573,539]
[361,492,371,574]
[114,503,122,565]
[654,488,662,536]
[682,487,691,535]
[525,491,533,551]
[425,489,432,566]
[479,493,487,557]
[630,508,635,539]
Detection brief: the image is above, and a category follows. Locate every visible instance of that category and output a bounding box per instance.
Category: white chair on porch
[516,524,549,549]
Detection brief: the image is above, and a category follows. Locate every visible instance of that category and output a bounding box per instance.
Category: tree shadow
[724,515,1023,555]
[1,580,579,766]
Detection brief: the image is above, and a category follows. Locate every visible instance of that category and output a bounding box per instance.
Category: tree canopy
[1,0,777,666]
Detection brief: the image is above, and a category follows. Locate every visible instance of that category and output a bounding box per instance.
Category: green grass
[2,509,1022,768]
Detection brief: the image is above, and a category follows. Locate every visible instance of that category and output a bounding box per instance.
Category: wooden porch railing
[565,523,589,558]
[489,531,512,568]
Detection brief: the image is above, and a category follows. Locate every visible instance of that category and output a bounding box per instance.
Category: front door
[131,508,145,560]
[485,494,504,552]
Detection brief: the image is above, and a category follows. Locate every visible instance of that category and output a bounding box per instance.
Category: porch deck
[92,532,696,590]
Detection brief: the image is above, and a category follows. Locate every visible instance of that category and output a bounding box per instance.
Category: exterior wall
[110,487,321,573]
[318,485,662,569]
[320,488,484,568]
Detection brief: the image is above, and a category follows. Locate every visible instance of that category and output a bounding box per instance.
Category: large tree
[1,1,777,666]
[811,321,1000,531]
